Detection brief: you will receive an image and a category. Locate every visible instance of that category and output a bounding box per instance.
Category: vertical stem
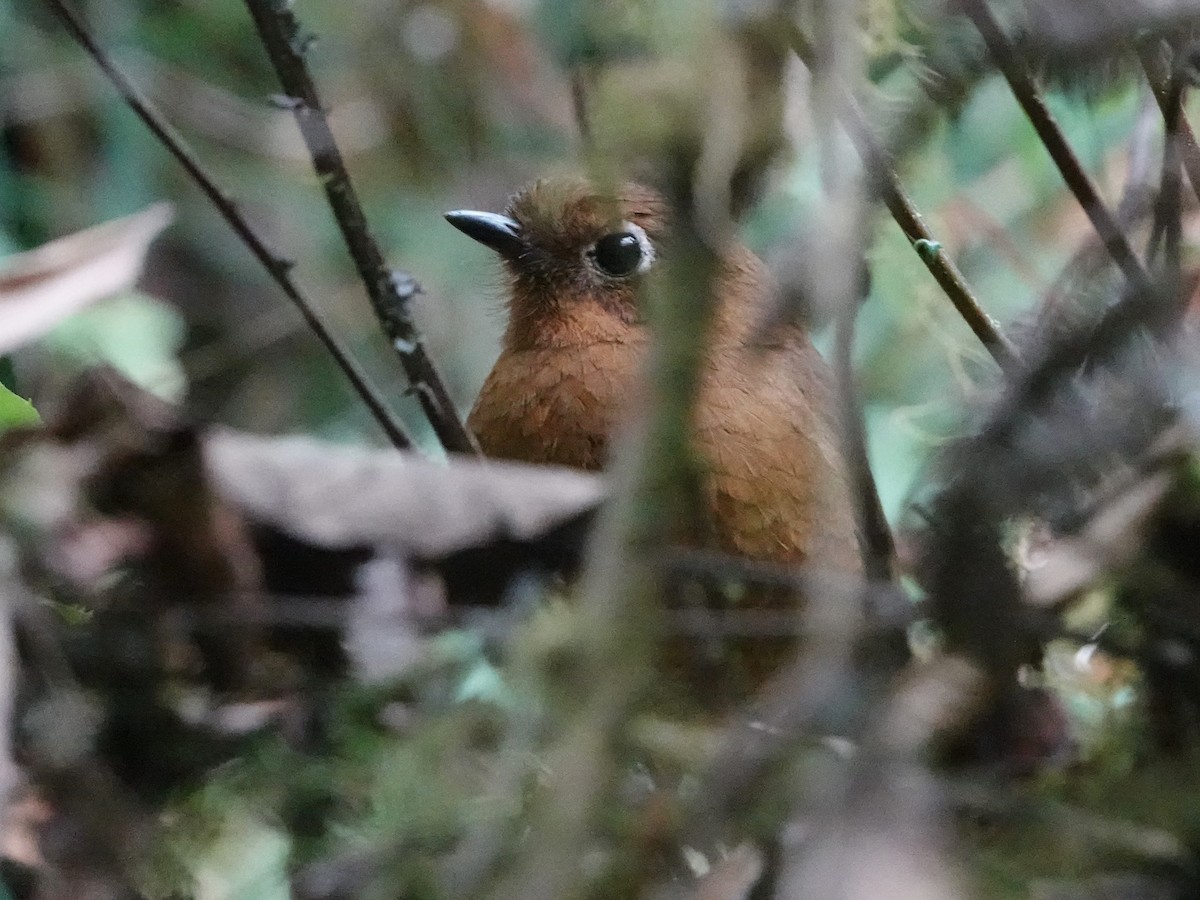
[486,215,722,900]
[1139,44,1200,207]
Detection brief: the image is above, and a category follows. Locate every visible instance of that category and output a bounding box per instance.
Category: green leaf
[455,658,515,709]
[44,291,186,402]
[0,383,39,431]
[0,357,16,392]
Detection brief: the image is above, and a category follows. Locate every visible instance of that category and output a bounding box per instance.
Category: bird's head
[446,178,669,348]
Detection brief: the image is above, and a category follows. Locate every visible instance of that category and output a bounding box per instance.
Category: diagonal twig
[788,25,1019,369]
[242,0,479,456]
[876,165,1019,368]
[1138,44,1200,208]
[960,0,1155,297]
[43,0,415,450]
[857,117,1018,367]
[1147,65,1184,282]
[1140,40,1191,297]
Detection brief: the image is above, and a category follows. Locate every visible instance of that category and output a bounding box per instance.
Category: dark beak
[444,210,525,258]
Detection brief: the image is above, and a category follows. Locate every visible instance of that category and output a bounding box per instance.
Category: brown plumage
[448,177,861,575]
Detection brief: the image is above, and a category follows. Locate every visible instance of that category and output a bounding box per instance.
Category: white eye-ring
[587,221,655,278]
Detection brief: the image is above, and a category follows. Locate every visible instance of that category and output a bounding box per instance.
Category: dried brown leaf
[0,203,173,355]
[202,430,605,557]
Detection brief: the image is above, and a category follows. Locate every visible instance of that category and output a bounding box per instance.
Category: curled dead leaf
[0,203,173,355]
[202,430,605,558]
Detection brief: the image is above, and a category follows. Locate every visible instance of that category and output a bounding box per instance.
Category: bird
[446,176,862,576]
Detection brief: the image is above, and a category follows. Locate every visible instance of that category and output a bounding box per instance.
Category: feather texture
[464,179,861,576]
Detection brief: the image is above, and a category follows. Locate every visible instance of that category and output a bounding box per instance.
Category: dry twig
[789,24,1019,369]
[242,0,479,455]
[961,0,1154,296]
[1138,44,1200,206]
[42,0,414,451]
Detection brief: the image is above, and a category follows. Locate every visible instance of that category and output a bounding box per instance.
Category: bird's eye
[591,232,644,277]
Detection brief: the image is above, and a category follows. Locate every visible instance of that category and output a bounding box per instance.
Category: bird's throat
[502,289,644,353]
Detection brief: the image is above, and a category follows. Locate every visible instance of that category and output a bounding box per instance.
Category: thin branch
[42,0,414,452]
[960,0,1155,297]
[834,271,898,580]
[1141,41,1188,292]
[173,592,914,640]
[242,0,479,456]
[788,25,1019,369]
[0,565,20,812]
[570,69,593,149]
[660,547,919,628]
[1138,44,1200,207]
[1147,70,1184,282]
[877,163,1019,367]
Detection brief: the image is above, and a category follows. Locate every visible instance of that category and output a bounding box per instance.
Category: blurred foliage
[43,292,186,400]
[0,0,1158,503]
[0,385,38,431]
[8,0,1200,898]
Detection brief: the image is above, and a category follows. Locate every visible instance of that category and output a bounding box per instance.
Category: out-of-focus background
[9,2,1200,899]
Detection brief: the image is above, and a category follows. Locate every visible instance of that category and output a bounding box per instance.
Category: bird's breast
[467,341,644,471]
[468,329,861,572]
